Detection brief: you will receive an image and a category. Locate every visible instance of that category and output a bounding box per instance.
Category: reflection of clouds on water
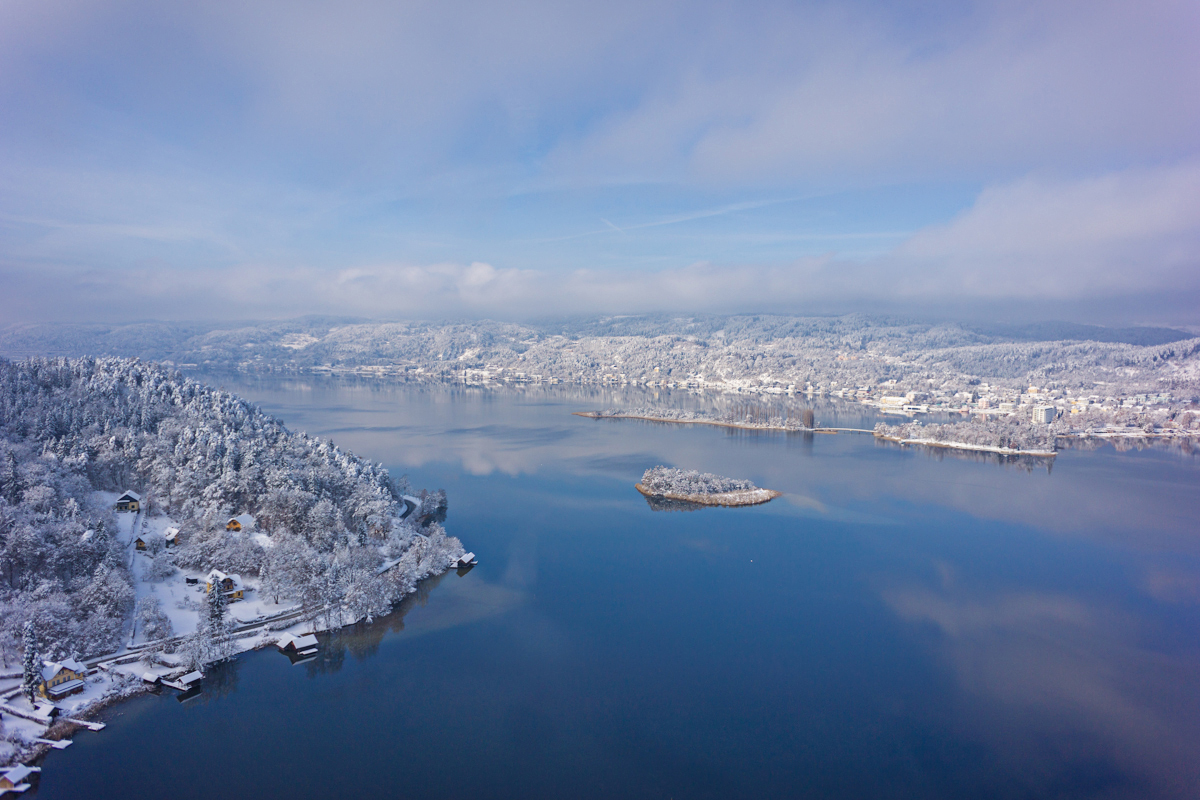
[1139,565,1200,605]
[884,577,1200,798]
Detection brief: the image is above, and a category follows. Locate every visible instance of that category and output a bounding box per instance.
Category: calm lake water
[31,379,1200,799]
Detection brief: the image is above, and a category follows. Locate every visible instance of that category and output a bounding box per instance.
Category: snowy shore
[0,358,467,780]
[873,434,1056,457]
[574,410,872,435]
[579,409,1059,456]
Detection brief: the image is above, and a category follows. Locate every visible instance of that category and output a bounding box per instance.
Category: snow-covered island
[0,357,467,773]
[636,467,781,507]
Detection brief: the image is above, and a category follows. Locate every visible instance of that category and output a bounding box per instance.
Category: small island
[635,466,782,507]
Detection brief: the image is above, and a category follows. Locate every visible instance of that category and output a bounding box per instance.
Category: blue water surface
[30,380,1200,799]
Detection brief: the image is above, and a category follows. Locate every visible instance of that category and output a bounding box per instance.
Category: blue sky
[1,0,1198,324]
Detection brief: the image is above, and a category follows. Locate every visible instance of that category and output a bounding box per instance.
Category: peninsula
[0,357,466,773]
[578,408,1063,457]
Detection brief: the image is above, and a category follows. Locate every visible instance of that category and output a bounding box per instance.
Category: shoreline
[635,482,782,507]
[573,411,874,435]
[575,410,1065,457]
[2,564,457,775]
[873,434,1057,458]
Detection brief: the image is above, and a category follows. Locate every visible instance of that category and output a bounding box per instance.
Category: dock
[34,738,73,750]
[62,718,105,731]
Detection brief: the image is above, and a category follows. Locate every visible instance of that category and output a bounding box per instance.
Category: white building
[1032,405,1056,424]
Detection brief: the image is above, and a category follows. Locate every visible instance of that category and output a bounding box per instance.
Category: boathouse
[0,765,40,791]
[277,633,319,656]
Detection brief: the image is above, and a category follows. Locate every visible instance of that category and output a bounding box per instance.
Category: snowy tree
[135,596,173,641]
[21,621,40,703]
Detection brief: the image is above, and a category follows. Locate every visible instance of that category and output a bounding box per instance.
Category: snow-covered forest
[638,467,758,496]
[0,357,463,667]
[873,418,1057,454]
[2,315,1197,404]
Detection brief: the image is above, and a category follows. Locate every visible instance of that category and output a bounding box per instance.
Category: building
[1032,405,1056,424]
[0,765,41,791]
[204,569,245,602]
[225,514,256,532]
[39,658,87,700]
[115,491,142,512]
[277,633,319,656]
[136,527,179,551]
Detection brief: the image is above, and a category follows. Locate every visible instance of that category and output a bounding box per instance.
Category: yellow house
[225,514,255,532]
[115,491,142,512]
[204,569,245,602]
[39,658,86,700]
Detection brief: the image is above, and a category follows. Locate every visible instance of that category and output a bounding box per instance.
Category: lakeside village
[0,489,477,794]
[580,382,1198,458]
[301,362,1195,439]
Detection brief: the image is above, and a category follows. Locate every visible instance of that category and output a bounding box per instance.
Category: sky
[1,0,1198,325]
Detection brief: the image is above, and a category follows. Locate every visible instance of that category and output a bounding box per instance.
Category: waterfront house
[204,569,245,601]
[39,658,86,700]
[225,514,256,532]
[277,633,319,655]
[178,671,203,688]
[0,765,40,791]
[115,491,141,512]
[454,552,477,569]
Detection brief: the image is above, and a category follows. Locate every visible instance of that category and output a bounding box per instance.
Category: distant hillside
[1,315,1197,398]
[966,321,1193,347]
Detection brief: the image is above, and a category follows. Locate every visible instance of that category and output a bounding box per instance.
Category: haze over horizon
[2,0,1198,326]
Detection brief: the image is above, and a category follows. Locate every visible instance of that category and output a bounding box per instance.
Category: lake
[30,378,1200,799]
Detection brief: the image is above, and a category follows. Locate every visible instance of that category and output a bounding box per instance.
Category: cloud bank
[0,0,1197,323]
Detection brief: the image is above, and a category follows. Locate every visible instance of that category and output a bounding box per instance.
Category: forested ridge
[0,357,462,665]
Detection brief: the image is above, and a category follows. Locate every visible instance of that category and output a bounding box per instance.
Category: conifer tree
[22,621,40,703]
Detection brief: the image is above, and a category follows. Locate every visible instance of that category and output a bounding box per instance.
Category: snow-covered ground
[0,495,321,773]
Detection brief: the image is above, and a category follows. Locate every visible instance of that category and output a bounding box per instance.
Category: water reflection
[884,571,1200,798]
[28,377,1200,800]
[642,495,706,512]
[174,658,240,705]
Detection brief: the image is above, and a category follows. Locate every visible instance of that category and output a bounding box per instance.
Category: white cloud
[889,161,1200,297]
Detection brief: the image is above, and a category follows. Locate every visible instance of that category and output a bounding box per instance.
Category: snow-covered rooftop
[2,765,38,784]
[40,658,85,681]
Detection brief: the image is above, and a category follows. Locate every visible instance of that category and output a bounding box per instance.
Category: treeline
[873,418,1056,453]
